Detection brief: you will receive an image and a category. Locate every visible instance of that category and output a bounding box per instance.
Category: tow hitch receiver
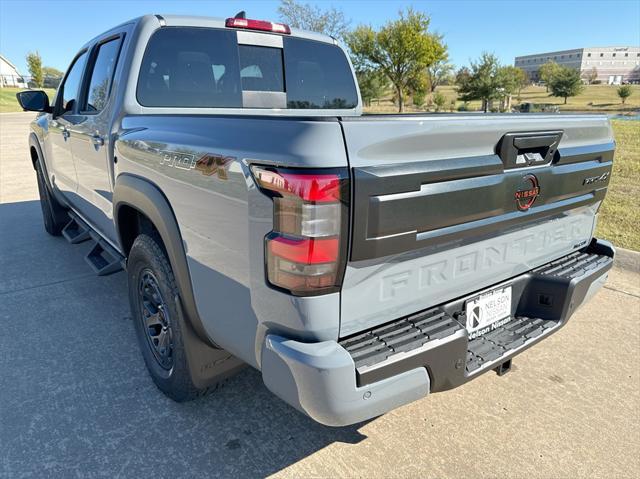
[494,359,512,377]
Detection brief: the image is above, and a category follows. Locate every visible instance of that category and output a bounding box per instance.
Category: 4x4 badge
[515,174,540,211]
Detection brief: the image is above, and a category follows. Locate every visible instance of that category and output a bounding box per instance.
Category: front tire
[127,234,213,401]
[34,160,67,235]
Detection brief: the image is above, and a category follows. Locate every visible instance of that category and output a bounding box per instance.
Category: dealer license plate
[465,286,512,339]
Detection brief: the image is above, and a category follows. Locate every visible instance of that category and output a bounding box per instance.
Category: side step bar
[62,212,125,276]
[62,215,91,243]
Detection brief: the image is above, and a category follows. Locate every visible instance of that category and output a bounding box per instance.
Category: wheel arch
[113,173,214,347]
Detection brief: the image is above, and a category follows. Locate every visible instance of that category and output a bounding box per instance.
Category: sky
[1,0,639,75]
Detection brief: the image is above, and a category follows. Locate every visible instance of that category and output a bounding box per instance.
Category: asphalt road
[1,112,639,479]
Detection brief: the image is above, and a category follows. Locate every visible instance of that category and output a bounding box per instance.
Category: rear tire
[127,234,215,401]
[35,159,67,236]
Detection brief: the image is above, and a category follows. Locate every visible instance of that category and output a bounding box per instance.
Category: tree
[356,69,388,106]
[42,66,64,88]
[26,51,43,88]
[426,58,454,92]
[512,67,529,98]
[347,8,447,112]
[617,85,632,104]
[278,0,350,39]
[548,66,584,104]
[583,67,598,85]
[454,66,471,86]
[496,66,528,108]
[539,61,561,91]
[456,53,503,112]
[42,66,63,78]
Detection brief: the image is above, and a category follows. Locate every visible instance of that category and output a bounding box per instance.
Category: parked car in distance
[518,102,560,113]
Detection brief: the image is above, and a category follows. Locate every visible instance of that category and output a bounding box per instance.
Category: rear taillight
[225,17,291,34]
[252,166,349,296]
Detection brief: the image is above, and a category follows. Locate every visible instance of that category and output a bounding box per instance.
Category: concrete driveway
[1,112,639,478]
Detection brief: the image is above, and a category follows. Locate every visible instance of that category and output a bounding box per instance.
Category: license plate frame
[465,286,513,339]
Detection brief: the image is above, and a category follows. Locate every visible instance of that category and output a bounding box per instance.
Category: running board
[85,236,125,276]
[62,214,91,243]
[63,211,125,276]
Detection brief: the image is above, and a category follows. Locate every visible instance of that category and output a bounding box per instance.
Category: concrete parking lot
[1,111,639,478]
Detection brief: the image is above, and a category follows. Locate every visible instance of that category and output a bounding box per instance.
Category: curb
[614,247,640,273]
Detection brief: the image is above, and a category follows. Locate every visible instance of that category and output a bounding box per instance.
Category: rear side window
[137,27,358,109]
[284,37,358,109]
[83,37,122,113]
[137,28,242,108]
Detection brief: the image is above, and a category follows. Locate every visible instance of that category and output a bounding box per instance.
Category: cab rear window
[137,27,358,109]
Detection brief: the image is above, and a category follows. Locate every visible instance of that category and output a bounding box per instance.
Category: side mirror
[16,90,52,113]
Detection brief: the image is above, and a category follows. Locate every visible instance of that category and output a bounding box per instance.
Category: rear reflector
[225,17,291,34]
[252,166,348,296]
[269,236,339,264]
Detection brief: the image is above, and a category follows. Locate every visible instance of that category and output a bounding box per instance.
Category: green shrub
[412,90,427,107]
[433,91,447,111]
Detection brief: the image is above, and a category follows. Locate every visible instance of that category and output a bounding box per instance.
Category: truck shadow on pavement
[0,200,368,478]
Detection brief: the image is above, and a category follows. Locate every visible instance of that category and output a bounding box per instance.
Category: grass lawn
[596,120,640,251]
[365,84,640,114]
[0,87,57,113]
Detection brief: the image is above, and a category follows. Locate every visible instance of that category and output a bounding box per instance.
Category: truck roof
[82,14,338,50]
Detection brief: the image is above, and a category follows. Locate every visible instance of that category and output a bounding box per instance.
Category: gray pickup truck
[18,14,615,426]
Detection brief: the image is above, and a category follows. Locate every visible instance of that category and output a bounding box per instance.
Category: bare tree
[278,0,350,39]
[426,59,454,92]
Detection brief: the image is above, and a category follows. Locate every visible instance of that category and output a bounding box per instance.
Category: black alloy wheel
[138,269,174,370]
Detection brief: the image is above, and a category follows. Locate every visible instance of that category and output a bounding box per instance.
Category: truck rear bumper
[260,239,614,426]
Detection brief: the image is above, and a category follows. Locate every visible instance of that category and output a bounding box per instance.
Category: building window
[600,53,604,57]
[613,53,616,57]
[625,53,629,57]
[587,53,591,57]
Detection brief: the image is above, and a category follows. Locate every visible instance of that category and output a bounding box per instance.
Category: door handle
[62,128,70,140]
[91,134,104,147]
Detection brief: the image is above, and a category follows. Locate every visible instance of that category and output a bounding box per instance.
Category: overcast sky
[1,0,639,75]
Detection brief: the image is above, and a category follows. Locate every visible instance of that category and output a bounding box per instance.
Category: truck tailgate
[339,114,614,336]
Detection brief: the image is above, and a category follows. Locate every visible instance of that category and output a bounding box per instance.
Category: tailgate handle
[513,134,559,149]
[498,131,563,169]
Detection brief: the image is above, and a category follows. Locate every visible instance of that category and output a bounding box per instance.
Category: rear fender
[113,174,244,387]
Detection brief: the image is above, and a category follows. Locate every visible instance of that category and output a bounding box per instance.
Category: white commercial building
[515,46,640,84]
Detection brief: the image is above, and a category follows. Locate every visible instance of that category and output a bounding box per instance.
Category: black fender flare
[28,133,41,170]
[29,132,69,207]
[113,173,214,347]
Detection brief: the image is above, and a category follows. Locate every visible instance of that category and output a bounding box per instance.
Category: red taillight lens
[269,237,339,264]
[252,166,348,296]
[225,17,291,34]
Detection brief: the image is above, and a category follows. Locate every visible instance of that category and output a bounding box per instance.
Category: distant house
[0,54,28,88]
